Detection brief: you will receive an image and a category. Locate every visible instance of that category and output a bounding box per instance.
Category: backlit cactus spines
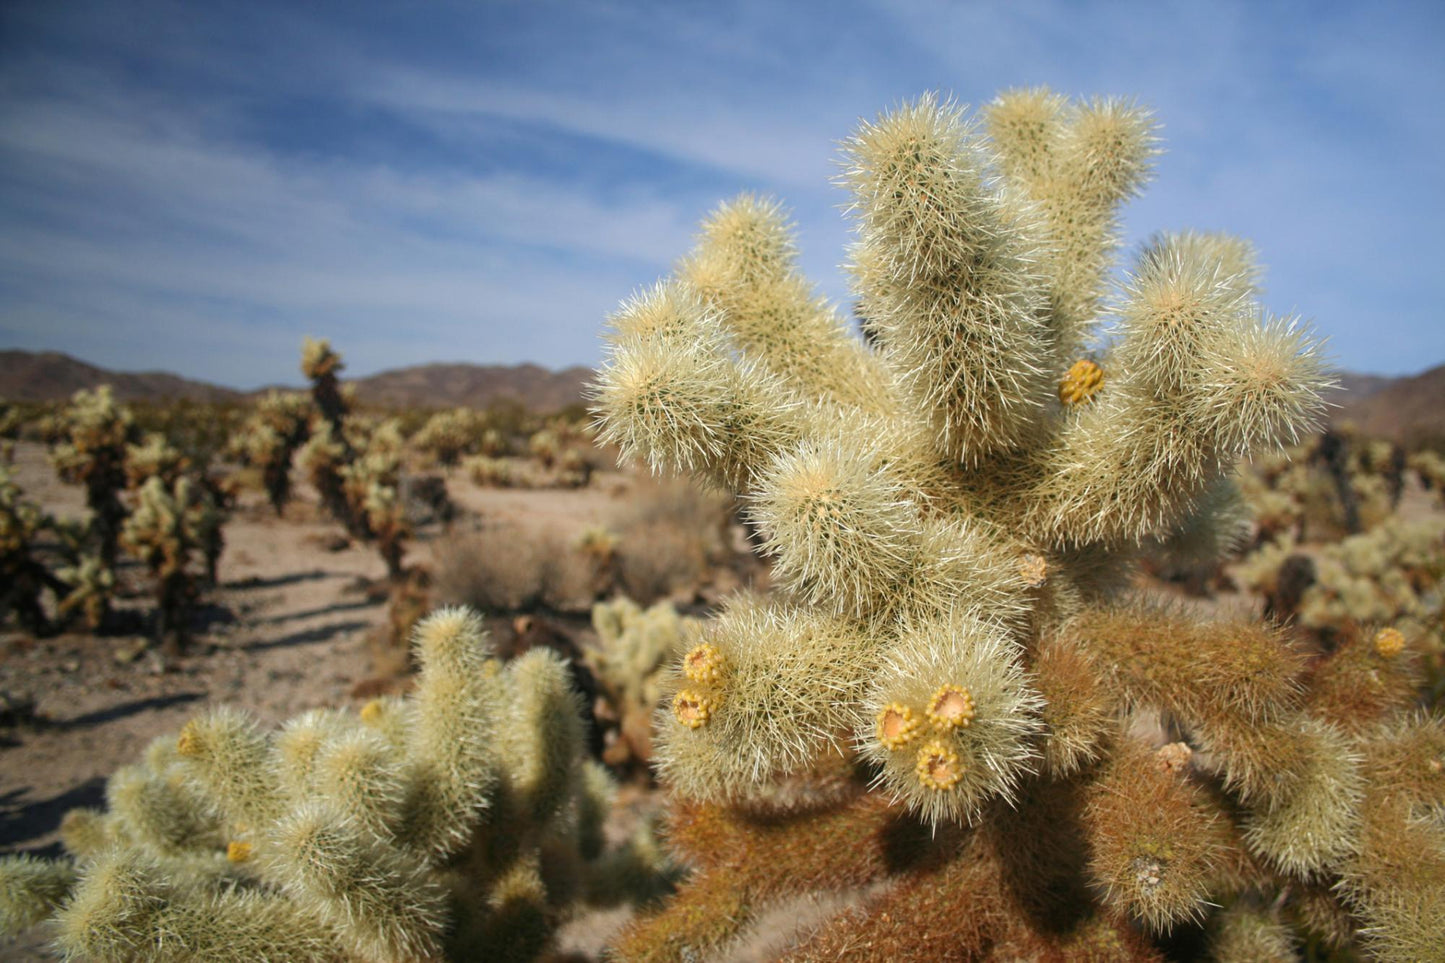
[594,286,805,491]
[679,194,894,415]
[495,647,585,829]
[121,473,220,652]
[861,610,1044,826]
[405,606,502,860]
[267,800,448,963]
[652,595,875,802]
[984,91,1160,364]
[230,389,310,515]
[175,705,283,832]
[4,603,667,961]
[589,87,1436,958]
[48,385,138,567]
[587,596,699,768]
[843,93,1054,464]
[0,855,76,934]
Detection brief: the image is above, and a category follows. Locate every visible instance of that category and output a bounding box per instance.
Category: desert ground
[0,439,699,960]
[3,427,1442,961]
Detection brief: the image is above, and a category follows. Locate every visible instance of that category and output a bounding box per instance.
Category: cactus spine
[592,89,1438,957]
[0,606,668,961]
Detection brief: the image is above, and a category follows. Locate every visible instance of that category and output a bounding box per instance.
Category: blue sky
[1,1,1441,389]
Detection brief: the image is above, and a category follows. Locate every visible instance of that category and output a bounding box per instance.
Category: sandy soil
[0,442,651,959]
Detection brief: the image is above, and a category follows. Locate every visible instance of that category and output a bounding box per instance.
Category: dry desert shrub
[605,473,737,604]
[431,523,596,614]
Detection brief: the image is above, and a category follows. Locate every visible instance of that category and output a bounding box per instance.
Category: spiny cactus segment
[593,88,1440,958]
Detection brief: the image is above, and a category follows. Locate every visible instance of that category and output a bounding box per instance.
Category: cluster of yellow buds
[1058,358,1104,406]
[671,642,732,730]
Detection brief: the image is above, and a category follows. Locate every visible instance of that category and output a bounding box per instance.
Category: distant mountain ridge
[1331,363,1445,447]
[1,350,1439,441]
[0,350,592,412]
[347,362,592,412]
[0,350,244,404]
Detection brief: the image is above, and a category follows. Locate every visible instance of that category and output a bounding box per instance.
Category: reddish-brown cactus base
[611,787,956,962]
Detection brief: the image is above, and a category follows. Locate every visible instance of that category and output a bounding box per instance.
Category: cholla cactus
[297,342,415,581]
[0,396,23,443]
[0,607,668,961]
[298,418,352,526]
[587,596,702,769]
[301,335,348,432]
[528,427,561,469]
[124,431,190,489]
[529,418,595,485]
[413,407,490,468]
[229,390,311,515]
[592,90,1440,957]
[463,453,516,488]
[1411,448,1445,505]
[1235,518,1445,706]
[120,475,221,653]
[49,385,139,568]
[0,465,69,633]
[54,552,116,632]
[1300,519,1443,631]
[340,421,411,581]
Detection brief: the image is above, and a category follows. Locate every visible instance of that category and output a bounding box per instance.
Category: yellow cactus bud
[359,699,384,724]
[1018,553,1049,588]
[1059,358,1104,405]
[673,689,716,729]
[226,841,252,863]
[915,740,964,790]
[176,721,201,757]
[1373,627,1406,659]
[683,642,727,684]
[876,703,921,750]
[926,684,976,730]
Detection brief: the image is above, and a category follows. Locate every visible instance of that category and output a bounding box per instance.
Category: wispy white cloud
[0,0,1441,386]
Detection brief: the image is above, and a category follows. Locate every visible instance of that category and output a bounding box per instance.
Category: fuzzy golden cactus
[0,464,68,633]
[591,88,1440,959]
[0,606,671,961]
[120,474,220,653]
[229,390,311,515]
[412,407,490,468]
[49,385,138,568]
[587,596,701,769]
[296,342,416,581]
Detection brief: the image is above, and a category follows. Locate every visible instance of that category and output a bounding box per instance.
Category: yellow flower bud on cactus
[926,685,976,730]
[1017,553,1048,588]
[1373,627,1406,659]
[876,703,921,750]
[359,699,384,724]
[176,722,201,757]
[1059,358,1104,405]
[683,642,727,684]
[673,689,716,730]
[915,740,964,791]
[226,841,252,863]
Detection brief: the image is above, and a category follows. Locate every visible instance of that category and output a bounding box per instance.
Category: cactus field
[2,88,1444,961]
